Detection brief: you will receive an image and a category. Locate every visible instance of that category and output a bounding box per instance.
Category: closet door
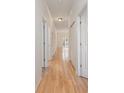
[70,17,81,76]
[44,22,48,67]
[80,9,88,78]
[42,21,48,68]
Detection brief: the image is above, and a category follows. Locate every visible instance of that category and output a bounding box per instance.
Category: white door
[70,17,81,76]
[42,21,48,68]
[80,9,88,78]
[77,17,81,76]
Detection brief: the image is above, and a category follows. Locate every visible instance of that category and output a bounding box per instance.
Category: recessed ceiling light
[58,18,62,21]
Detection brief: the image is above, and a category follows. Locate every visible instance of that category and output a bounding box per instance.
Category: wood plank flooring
[36,48,88,93]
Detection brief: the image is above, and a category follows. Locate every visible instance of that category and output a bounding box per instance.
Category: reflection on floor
[36,48,88,93]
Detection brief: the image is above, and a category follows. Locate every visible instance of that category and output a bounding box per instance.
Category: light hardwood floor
[36,48,88,93]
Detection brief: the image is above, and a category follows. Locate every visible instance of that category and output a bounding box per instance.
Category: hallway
[36,48,88,93]
[35,0,88,92]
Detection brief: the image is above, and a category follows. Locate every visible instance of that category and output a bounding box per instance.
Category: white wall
[48,23,58,60]
[35,0,43,90]
[50,27,57,58]
[35,0,56,90]
[68,0,87,27]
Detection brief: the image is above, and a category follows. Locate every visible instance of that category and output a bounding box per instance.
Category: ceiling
[45,0,75,30]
